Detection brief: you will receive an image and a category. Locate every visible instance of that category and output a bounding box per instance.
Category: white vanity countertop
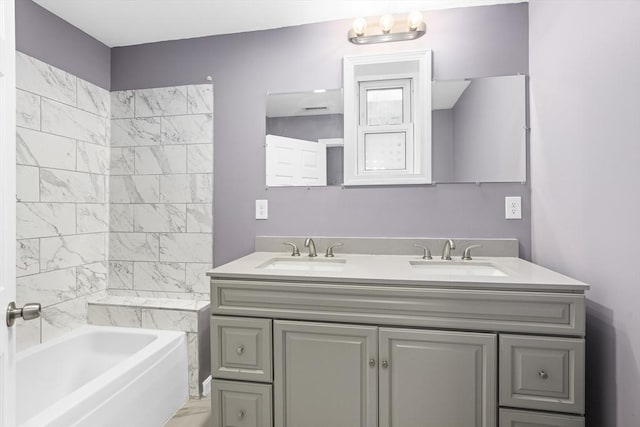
[207,252,590,292]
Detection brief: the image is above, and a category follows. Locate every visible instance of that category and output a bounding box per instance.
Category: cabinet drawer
[500,335,584,414]
[212,380,272,427]
[212,316,272,382]
[500,408,584,427]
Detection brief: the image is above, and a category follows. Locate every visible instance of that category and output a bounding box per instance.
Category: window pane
[366,88,403,126]
[364,132,406,171]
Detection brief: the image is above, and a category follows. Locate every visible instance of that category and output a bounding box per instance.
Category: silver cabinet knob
[381,360,389,369]
[369,358,376,367]
[238,409,245,420]
[236,345,245,355]
[6,301,41,327]
[538,370,549,379]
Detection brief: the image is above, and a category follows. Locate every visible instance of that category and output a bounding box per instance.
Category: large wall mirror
[265,74,526,187]
[265,89,344,186]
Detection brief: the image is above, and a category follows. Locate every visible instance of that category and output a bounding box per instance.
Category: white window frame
[357,77,414,176]
[343,50,432,186]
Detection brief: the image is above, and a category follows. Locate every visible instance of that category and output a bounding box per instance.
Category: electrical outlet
[255,199,268,220]
[505,196,522,220]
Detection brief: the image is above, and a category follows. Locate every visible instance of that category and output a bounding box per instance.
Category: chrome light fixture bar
[348,12,426,45]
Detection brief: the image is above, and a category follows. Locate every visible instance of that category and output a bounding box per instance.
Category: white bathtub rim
[18,325,186,427]
[17,325,181,360]
[64,332,187,427]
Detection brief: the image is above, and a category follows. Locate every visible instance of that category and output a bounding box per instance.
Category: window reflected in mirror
[263,75,526,188]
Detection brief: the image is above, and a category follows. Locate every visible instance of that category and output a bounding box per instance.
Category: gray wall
[452,76,525,182]
[111,3,530,266]
[266,114,343,142]
[529,1,640,426]
[431,110,454,182]
[15,0,110,90]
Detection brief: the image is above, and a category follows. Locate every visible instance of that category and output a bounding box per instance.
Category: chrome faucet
[413,244,432,260]
[304,238,317,257]
[325,242,343,258]
[441,239,456,260]
[282,241,300,257]
[462,244,482,261]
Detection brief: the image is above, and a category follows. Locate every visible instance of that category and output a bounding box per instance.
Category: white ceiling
[33,0,527,48]
[267,89,344,118]
[432,80,470,110]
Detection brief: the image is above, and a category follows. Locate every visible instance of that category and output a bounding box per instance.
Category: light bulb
[379,14,394,34]
[352,17,367,36]
[407,11,423,31]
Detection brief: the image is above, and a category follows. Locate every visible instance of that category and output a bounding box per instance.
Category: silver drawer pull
[238,409,245,420]
[369,358,376,367]
[381,360,389,369]
[538,370,549,379]
[236,345,245,355]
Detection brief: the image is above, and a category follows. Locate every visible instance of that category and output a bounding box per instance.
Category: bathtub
[17,325,188,427]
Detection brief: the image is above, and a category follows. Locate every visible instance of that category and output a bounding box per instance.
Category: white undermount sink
[258,257,346,272]
[410,261,509,277]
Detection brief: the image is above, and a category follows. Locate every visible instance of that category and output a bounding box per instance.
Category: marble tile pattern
[109,84,213,295]
[16,57,213,353]
[15,53,111,351]
[41,295,97,342]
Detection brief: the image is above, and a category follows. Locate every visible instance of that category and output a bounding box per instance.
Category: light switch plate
[256,199,268,220]
[505,196,522,219]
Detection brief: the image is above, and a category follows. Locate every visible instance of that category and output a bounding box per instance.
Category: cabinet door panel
[211,316,272,382]
[500,335,585,414]
[212,380,272,427]
[379,328,497,427]
[499,408,584,427]
[274,320,378,427]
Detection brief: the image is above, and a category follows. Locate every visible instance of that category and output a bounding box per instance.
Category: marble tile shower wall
[15,53,214,352]
[15,52,110,351]
[109,85,213,300]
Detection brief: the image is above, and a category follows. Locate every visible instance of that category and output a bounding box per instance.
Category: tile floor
[165,397,211,427]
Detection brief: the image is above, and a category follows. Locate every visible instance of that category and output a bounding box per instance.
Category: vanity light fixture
[379,14,395,34]
[348,11,425,45]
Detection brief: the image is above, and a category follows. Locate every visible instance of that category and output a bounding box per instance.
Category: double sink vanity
[208,237,588,427]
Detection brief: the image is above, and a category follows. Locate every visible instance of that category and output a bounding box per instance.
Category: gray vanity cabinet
[273,320,378,427]
[378,328,497,427]
[210,269,587,427]
[272,321,497,427]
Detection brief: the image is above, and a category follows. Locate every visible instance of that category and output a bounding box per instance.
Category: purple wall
[529,1,640,425]
[15,0,110,89]
[110,3,530,266]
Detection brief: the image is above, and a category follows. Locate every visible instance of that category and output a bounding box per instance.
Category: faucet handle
[462,244,482,261]
[325,243,344,257]
[412,244,432,260]
[282,241,300,257]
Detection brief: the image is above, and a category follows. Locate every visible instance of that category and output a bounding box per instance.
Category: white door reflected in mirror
[265,135,327,187]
